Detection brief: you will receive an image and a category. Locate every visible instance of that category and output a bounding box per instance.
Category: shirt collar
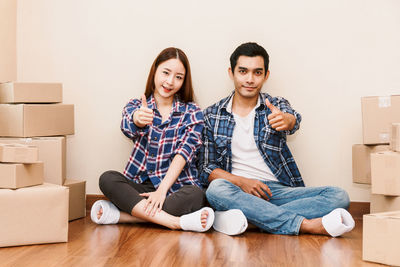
[147,94,186,113]
[224,90,263,114]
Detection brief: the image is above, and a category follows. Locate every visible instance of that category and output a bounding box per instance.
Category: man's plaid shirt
[121,94,204,194]
[198,91,305,187]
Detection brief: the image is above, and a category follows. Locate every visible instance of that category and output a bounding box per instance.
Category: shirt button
[153,136,158,141]
[149,170,153,174]
[151,153,155,157]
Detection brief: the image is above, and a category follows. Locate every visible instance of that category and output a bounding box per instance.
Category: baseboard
[348,201,370,219]
[86,194,370,219]
[86,194,107,213]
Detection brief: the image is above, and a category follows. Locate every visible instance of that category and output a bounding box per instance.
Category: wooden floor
[0,215,385,267]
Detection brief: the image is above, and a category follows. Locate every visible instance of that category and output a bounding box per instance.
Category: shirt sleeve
[198,113,220,186]
[120,98,150,140]
[274,96,302,135]
[174,106,204,163]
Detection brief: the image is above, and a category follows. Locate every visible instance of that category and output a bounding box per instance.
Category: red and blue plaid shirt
[121,94,204,194]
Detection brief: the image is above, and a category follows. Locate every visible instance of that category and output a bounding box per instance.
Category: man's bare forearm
[209,168,243,187]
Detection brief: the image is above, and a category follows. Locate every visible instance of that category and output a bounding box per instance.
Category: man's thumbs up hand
[266,98,295,131]
[133,94,154,128]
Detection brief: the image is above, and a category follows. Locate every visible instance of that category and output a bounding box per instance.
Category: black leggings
[99,170,206,217]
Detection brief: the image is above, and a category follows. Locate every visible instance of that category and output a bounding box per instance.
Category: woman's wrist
[157,184,169,195]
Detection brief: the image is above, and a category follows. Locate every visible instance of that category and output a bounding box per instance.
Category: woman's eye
[176,76,183,80]
[163,71,169,75]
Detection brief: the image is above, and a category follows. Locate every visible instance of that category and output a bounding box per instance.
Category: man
[199,42,355,237]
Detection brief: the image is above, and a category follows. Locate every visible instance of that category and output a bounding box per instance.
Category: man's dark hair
[230,42,269,75]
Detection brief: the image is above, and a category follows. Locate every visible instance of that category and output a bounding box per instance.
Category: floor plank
[0,215,385,267]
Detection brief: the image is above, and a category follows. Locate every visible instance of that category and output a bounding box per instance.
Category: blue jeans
[206,179,350,235]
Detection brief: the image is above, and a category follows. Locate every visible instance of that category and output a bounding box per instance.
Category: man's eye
[239,70,246,74]
[256,71,263,75]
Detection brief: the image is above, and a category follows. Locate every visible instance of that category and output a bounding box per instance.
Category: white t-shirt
[228,97,278,182]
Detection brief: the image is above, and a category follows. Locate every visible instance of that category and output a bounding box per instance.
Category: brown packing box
[352,144,390,184]
[64,179,86,221]
[0,104,74,137]
[0,162,43,189]
[0,143,38,163]
[0,82,62,103]
[0,137,66,185]
[371,151,400,196]
[370,194,400,213]
[363,211,400,266]
[361,95,400,144]
[0,183,68,247]
[391,123,400,152]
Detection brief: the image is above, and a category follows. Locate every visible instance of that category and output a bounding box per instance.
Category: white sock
[322,208,355,237]
[180,207,214,232]
[213,209,248,236]
[90,200,120,224]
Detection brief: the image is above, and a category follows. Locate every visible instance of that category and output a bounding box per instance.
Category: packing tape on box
[392,123,400,151]
[379,133,390,142]
[378,96,391,108]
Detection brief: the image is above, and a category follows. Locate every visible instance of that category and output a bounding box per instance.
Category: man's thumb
[265,98,277,112]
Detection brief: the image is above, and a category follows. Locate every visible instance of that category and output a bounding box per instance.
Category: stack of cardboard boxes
[0,82,86,248]
[352,96,400,265]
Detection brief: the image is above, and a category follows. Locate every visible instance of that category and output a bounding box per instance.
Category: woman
[91,47,213,232]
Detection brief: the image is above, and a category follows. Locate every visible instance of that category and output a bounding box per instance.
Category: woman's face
[153,58,185,101]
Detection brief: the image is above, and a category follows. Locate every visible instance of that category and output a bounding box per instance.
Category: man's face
[229,55,269,100]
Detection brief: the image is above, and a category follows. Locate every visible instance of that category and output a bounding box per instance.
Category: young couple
[91,43,355,237]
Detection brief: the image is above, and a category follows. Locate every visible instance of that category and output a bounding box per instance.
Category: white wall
[16,0,400,200]
[0,0,17,82]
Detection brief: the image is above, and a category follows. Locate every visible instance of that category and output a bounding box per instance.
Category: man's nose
[246,73,255,84]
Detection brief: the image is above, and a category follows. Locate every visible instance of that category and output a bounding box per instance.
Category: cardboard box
[0,143,38,163]
[0,82,62,103]
[64,179,86,221]
[362,96,400,144]
[0,183,68,247]
[371,151,400,196]
[363,211,400,266]
[370,194,400,213]
[0,0,17,82]
[0,162,43,189]
[352,144,390,184]
[391,123,400,152]
[0,137,66,185]
[0,104,74,137]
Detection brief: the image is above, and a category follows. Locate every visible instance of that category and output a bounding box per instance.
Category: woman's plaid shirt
[121,95,204,195]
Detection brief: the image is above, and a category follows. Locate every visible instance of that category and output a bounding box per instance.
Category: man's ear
[264,70,270,82]
[228,67,234,80]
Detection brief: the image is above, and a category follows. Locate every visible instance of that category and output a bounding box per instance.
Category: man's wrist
[284,113,296,130]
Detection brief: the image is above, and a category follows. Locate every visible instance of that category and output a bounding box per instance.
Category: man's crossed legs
[206,179,354,236]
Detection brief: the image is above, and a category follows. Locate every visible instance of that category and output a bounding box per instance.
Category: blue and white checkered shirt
[198,91,305,187]
[121,94,204,194]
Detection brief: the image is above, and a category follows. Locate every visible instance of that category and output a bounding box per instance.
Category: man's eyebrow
[238,66,264,72]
